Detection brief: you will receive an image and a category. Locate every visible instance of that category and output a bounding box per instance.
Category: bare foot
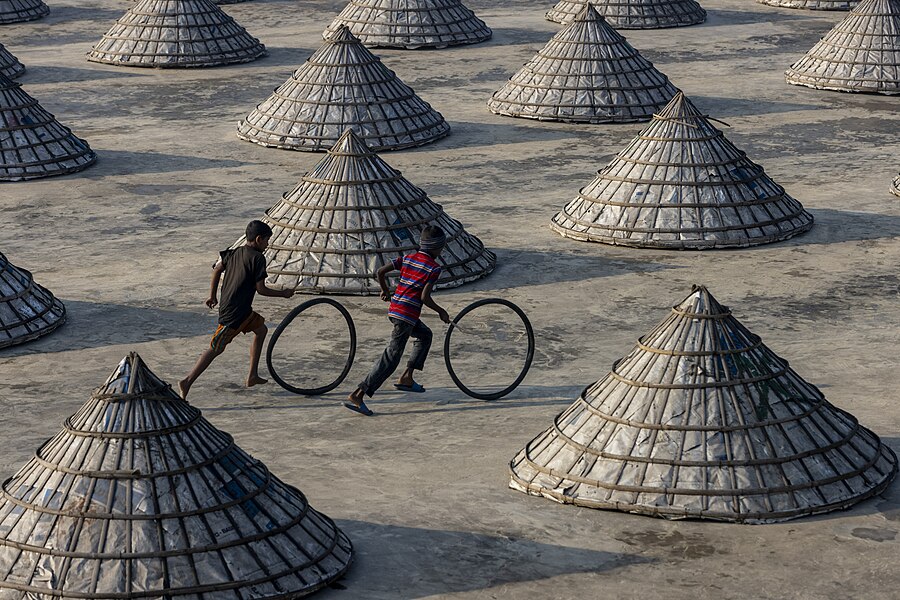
[247,376,268,388]
[347,389,364,407]
[178,378,190,400]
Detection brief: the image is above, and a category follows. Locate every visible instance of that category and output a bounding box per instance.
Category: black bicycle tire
[266,298,357,396]
[444,298,535,401]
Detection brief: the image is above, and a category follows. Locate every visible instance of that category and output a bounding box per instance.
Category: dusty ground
[2,0,900,597]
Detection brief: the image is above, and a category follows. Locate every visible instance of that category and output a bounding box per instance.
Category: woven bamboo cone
[891,173,900,197]
[0,42,24,79]
[234,129,495,294]
[758,0,857,10]
[0,74,97,181]
[0,353,354,597]
[0,251,65,349]
[87,0,266,68]
[550,92,814,249]
[0,0,48,24]
[238,26,449,152]
[324,0,491,49]
[546,0,706,28]
[510,286,898,523]
[785,0,900,94]
[488,4,678,123]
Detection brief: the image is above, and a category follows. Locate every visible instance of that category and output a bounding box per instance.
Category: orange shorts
[210,312,265,353]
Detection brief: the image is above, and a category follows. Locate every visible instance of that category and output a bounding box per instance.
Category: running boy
[179,220,293,399]
[345,226,451,416]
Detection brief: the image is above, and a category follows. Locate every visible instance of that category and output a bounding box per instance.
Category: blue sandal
[343,401,374,416]
[394,382,426,393]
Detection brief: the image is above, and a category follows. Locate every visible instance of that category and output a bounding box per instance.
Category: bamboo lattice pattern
[546,0,706,28]
[0,353,354,598]
[550,92,814,249]
[509,286,898,523]
[324,0,491,49]
[488,4,678,123]
[0,251,65,349]
[87,0,267,68]
[234,129,495,294]
[0,42,24,79]
[0,74,97,181]
[0,0,48,24]
[891,173,900,197]
[785,0,900,94]
[237,26,449,152]
[757,0,857,10]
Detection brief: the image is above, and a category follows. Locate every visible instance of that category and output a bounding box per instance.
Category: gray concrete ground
[1,0,900,597]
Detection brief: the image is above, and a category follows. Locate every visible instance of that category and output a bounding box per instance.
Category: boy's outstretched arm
[376,263,395,302]
[206,260,225,308]
[421,282,450,323]
[256,280,295,299]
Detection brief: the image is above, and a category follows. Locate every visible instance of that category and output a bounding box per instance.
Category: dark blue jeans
[359,318,433,397]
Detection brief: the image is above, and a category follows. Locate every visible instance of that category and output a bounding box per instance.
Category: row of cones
[0,286,896,595]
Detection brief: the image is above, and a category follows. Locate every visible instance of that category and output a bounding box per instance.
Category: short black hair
[246,220,273,240]
[421,225,445,241]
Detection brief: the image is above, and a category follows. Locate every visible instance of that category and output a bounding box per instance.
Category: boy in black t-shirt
[179,221,294,399]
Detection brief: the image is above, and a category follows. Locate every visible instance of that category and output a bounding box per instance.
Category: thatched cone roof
[237,129,495,294]
[0,0,48,24]
[488,4,678,123]
[546,0,706,28]
[0,353,354,598]
[550,92,814,249]
[510,286,898,523]
[785,0,900,94]
[757,0,857,10]
[0,42,24,80]
[238,26,449,152]
[0,74,97,181]
[87,0,266,68]
[324,0,491,49]
[891,173,900,197]
[0,251,65,349]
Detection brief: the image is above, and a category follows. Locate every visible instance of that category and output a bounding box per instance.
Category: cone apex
[327,23,357,43]
[97,352,173,399]
[674,285,731,317]
[331,128,376,156]
[576,2,602,19]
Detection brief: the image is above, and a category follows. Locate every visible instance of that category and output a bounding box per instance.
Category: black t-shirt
[218,245,267,328]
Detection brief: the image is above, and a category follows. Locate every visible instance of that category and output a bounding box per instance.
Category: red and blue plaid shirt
[388,251,442,324]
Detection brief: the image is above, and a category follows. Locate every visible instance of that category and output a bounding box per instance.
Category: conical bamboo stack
[488,4,678,123]
[0,74,97,181]
[785,0,900,94]
[0,42,24,79]
[324,0,492,49]
[0,251,65,349]
[758,0,857,9]
[891,173,900,197]
[546,0,706,28]
[0,0,48,24]
[550,92,814,249]
[87,0,267,68]
[238,26,449,152]
[0,353,354,598]
[236,129,495,294]
[510,286,898,523]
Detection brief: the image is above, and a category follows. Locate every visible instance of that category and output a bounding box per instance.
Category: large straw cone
[891,174,900,197]
[550,92,814,249]
[0,251,65,349]
[87,0,267,68]
[0,43,24,80]
[324,0,492,49]
[757,0,857,9]
[0,74,97,181]
[546,0,706,28]
[785,0,900,94]
[238,26,449,152]
[0,0,48,24]
[235,129,495,294]
[510,286,898,523]
[488,4,678,123]
[0,353,354,598]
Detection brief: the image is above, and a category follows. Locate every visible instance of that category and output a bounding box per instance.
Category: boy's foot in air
[247,376,268,388]
[178,379,191,400]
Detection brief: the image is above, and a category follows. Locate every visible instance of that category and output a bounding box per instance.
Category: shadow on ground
[0,299,210,357]
[85,149,248,176]
[320,519,650,599]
